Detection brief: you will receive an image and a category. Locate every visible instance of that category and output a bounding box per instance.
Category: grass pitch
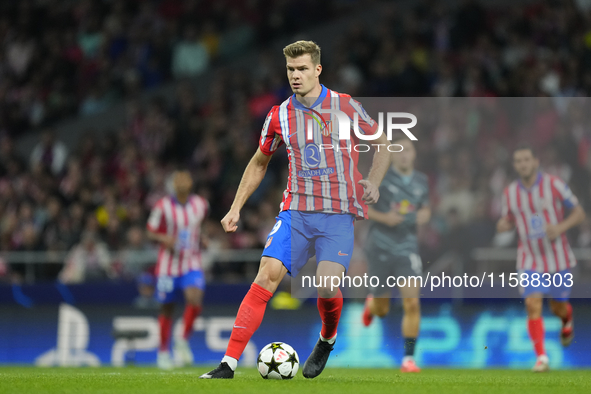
[0,367,590,394]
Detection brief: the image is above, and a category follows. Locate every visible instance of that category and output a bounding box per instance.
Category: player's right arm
[496,188,515,233]
[496,216,515,233]
[222,107,282,233]
[221,148,273,233]
[146,200,176,249]
[146,230,176,249]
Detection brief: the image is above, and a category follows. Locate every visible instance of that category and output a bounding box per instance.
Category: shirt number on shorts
[157,276,174,293]
[409,253,422,275]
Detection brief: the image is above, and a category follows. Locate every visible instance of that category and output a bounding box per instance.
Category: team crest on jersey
[528,215,546,239]
[321,120,333,136]
[305,110,333,137]
[270,220,282,235]
[265,237,273,248]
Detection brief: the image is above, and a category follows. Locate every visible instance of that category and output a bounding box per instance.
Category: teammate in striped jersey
[147,170,209,370]
[497,145,585,372]
[201,40,390,379]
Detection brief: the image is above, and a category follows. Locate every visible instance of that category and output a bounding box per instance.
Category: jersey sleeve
[147,201,166,233]
[502,188,515,221]
[552,177,579,209]
[258,106,283,156]
[349,98,379,136]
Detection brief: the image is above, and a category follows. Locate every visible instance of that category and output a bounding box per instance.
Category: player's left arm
[199,197,211,249]
[546,179,586,241]
[416,206,431,226]
[361,132,390,204]
[546,205,585,241]
[349,99,389,204]
[416,175,431,226]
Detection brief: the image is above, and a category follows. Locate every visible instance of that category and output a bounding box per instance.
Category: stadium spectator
[437,176,476,224]
[113,225,155,280]
[29,131,68,176]
[2,0,591,284]
[58,231,112,284]
[171,26,209,79]
[1,0,359,137]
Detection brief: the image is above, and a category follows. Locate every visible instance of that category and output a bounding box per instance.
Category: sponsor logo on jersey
[304,144,321,168]
[305,109,333,137]
[393,200,416,214]
[297,167,335,177]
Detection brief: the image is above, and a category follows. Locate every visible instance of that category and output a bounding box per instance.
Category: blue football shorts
[156,270,205,304]
[261,210,355,277]
[519,269,572,301]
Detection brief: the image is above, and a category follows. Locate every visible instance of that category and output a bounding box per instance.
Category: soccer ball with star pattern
[257,342,299,379]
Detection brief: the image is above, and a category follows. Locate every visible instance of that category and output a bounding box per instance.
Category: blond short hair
[283,40,321,65]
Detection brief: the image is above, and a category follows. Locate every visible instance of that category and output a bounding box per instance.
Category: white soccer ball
[257,342,299,379]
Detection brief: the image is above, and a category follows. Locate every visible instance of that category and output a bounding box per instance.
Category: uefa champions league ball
[257,342,299,379]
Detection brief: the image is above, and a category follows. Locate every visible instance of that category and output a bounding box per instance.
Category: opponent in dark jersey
[362,136,430,373]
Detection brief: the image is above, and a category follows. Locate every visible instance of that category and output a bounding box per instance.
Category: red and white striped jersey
[502,172,579,273]
[147,195,208,277]
[259,85,378,219]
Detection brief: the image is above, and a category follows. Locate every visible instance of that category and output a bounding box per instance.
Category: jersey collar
[290,84,327,110]
[171,195,190,206]
[391,166,415,180]
[518,171,542,192]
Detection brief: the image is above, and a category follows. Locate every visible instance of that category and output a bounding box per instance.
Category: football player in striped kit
[200,40,391,379]
[147,170,209,369]
[497,145,585,372]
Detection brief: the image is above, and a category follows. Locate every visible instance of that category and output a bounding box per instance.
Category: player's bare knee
[317,286,338,299]
[184,288,202,306]
[253,267,281,293]
[525,297,542,317]
[186,296,201,307]
[403,298,420,315]
[374,305,389,317]
[160,303,174,317]
[549,300,565,315]
[253,272,276,293]
[371,298,390,317]
[255,258,287,293]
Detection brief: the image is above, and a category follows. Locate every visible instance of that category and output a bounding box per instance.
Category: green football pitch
[0,367,590,394]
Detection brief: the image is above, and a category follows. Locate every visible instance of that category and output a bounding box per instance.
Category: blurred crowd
[2,0,591,284]
[0,0,346,137]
